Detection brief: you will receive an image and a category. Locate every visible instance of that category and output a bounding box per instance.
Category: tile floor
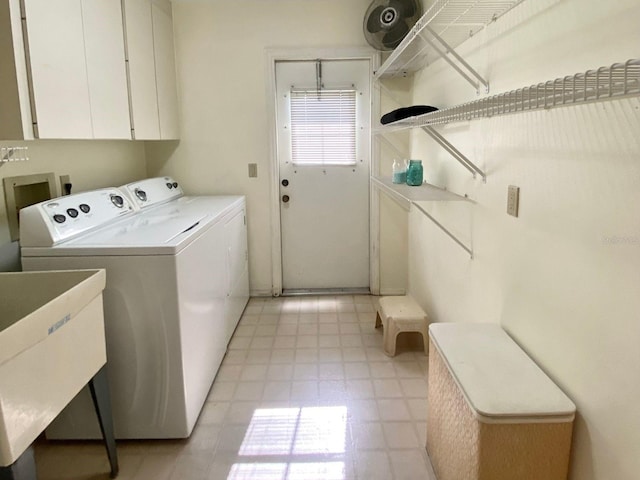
[34,295,437,480]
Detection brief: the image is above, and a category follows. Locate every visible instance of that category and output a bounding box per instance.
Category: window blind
[289,89,357,166]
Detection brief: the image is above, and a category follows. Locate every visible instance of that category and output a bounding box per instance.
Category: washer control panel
[120,176,183,210]
[20,188,136,247]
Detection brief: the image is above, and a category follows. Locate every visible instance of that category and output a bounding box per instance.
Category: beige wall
[146,0,382,295]
[377,76,414,295]
[0,140,146,245]
[407,0,640,479]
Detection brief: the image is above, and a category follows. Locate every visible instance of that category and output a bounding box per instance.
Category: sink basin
[0,269,106,467]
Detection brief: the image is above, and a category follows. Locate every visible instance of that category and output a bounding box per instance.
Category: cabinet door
[82,0,131,139]
[151,2,179,140]
[23,0,92,139]
[0,0,33,140]
[123,0,161,139]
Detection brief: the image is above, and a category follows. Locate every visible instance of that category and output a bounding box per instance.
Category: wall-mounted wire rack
[385,59,640,129]
[0,146,29,168]
[374,0,526,92]
[375,59,640,180]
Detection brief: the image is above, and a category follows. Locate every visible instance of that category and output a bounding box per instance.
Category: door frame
[265,47,380,297]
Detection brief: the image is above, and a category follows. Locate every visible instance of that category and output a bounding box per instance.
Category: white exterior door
[275,59,371,291]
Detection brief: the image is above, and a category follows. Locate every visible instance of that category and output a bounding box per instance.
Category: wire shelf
[374,0,526,81]
[381,59,640,129]
[371,176,474,258]
[371,176,471,203]
[0,146,29,168]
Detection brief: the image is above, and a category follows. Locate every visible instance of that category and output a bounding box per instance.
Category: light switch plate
[248,163,258,178]
[507,185,519,217]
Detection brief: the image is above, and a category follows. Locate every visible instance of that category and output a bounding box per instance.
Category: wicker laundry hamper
[426,323,576,480]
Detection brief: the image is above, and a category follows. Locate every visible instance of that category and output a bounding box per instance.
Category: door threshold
[281,287,371,297]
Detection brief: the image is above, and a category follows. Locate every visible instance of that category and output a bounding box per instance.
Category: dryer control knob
[135,189,147,201]
[79,203,90,213]
[110,195,125,208]
[66,208,79,218]
[53,214,66,224]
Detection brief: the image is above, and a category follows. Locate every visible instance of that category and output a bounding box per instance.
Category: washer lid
[72,211,207,245]
[37,210,209,256]
[131,194,245,217]
[429,323,576,423]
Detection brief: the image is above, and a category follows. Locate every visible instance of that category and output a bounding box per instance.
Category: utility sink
[0,269,107,468]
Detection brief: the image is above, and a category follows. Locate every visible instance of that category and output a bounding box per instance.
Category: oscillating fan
[363,0,422,51]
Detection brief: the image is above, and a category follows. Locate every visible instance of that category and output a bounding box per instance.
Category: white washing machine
[19,182,249,439]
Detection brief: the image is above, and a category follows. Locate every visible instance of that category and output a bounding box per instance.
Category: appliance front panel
[23,254,189,439]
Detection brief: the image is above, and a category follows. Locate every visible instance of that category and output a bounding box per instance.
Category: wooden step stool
[375,296,429,356]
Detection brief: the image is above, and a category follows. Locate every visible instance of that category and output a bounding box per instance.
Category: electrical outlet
[248,163,258,178]
[507,185,519,217]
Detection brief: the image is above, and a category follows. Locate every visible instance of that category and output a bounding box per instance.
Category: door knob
[282,195,290,203]
[282,179,289,187]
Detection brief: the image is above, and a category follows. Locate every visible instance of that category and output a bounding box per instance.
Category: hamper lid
[429,323,576,423]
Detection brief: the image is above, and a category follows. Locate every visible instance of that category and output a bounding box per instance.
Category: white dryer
[119,176,250,344]
[19,183,248,439]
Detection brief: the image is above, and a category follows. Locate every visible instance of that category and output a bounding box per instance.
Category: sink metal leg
[88,366,119,478]
[0,446,37,480]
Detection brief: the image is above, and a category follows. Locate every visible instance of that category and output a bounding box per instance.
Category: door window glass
[289,89,356,166]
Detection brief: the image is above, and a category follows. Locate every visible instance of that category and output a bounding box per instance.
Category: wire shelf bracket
[412,202,473,259]
[419,26,489,94]
[371,176,473,259]
[420,126,486,182]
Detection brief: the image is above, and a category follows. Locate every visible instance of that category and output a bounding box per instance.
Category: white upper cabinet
[152,2,179,140]
[82,0,132,139]
[0,0,131,139]
[1,0,179,141]
[23,0,92,139]
[0,0,35,140]
[123,0,180,140]
[123,0,160,139]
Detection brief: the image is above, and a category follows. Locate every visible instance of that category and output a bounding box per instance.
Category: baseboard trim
[282,287,371,297]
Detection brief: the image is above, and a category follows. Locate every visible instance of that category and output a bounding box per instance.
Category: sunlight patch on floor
[232,406,348,479]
